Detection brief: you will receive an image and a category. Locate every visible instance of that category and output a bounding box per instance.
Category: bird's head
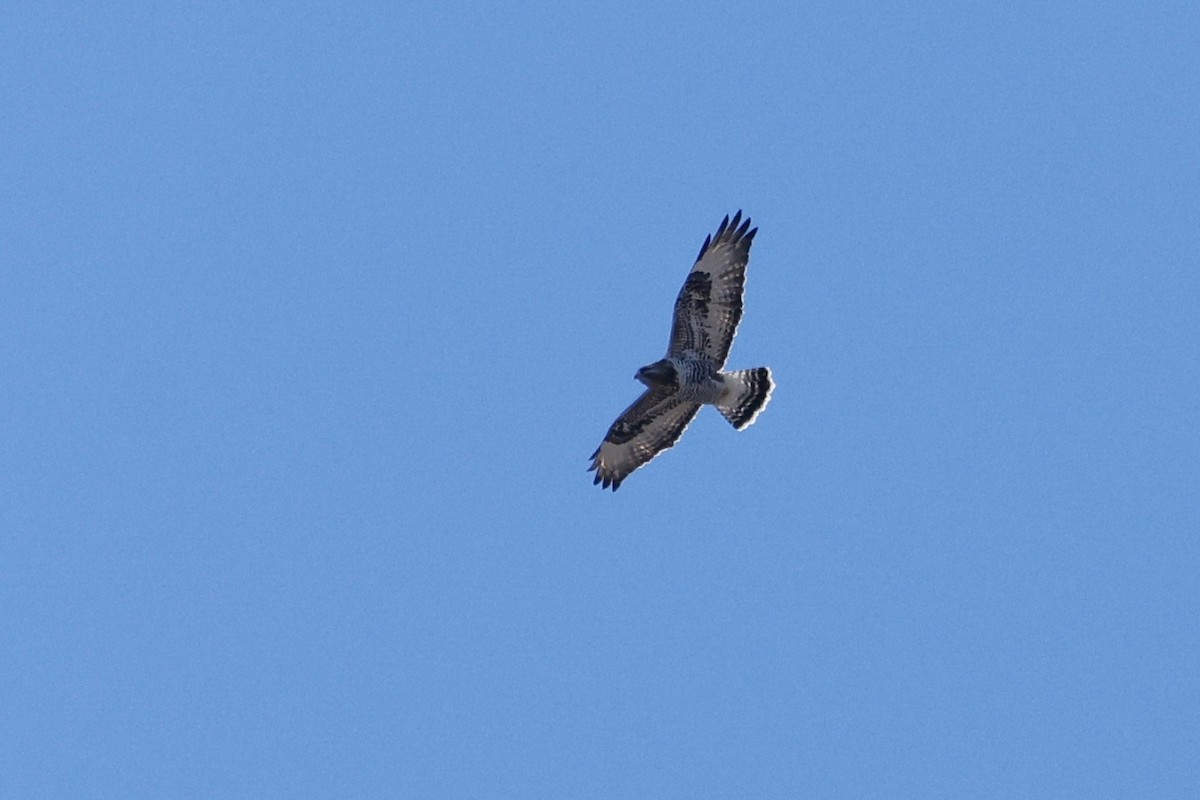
[635,359,678,389]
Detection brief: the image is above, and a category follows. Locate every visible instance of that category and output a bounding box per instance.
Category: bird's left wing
[667,210,757,367]
[589,388,702,490]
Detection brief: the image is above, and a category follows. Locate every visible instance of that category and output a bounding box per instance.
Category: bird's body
[589,211,774,490]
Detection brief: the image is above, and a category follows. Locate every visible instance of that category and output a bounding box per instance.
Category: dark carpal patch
[607,415,651,445]
[681,271,712,312]
[678,271,713,351]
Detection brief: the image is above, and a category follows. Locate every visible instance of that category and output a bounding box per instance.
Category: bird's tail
[717,367,774,430]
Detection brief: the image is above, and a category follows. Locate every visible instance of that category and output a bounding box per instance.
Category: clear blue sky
[3,3,1198,797]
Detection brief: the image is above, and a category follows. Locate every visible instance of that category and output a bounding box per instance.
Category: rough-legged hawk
[589,211,774,490]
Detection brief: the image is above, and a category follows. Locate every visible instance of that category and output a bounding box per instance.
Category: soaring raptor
[589,211,774,490]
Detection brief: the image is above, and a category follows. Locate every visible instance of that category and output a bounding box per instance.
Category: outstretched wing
[588,388,701,491]
[667,210,757,368]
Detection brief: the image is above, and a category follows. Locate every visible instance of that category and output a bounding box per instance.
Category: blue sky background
[3,3,1198,797]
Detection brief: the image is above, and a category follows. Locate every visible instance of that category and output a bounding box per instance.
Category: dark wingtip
[700,212,752,260]
[735,215,752,239]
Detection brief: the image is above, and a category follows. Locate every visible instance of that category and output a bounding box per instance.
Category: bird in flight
[589,211,774,490]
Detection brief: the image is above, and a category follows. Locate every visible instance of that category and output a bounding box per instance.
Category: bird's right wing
[588,388,701,490]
